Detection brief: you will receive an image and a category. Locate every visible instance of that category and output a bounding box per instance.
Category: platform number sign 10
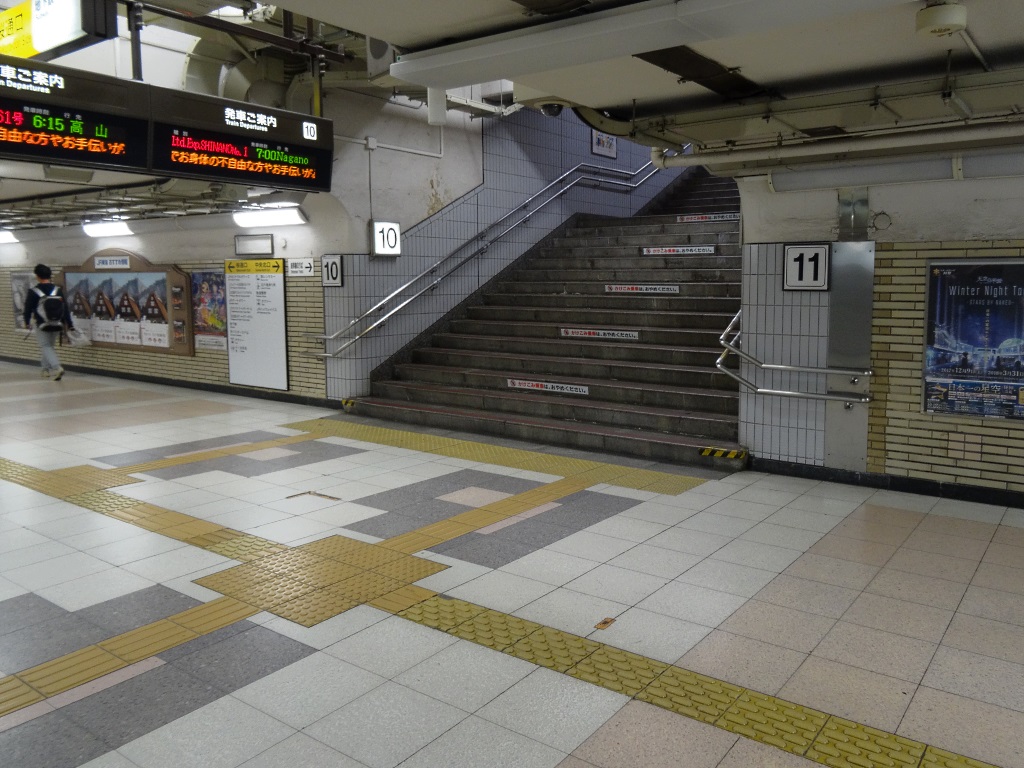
[372,221,401,256]
[783,244,830,291]
[321,254,343,287]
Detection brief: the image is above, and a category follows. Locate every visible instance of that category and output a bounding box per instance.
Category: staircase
[352,172,746,470]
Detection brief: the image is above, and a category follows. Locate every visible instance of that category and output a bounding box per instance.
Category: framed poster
[10,271,34,329]
[924,260,1024,419]
[591,130,617,159]
[191,271,227,350]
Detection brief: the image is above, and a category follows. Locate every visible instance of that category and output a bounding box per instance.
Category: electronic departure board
[151,90,334,193]
[0,56,150,171]
[0,53,334,193]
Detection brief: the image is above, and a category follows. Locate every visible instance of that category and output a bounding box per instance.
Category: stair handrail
[314,161,660,358]
[717,309,873,403]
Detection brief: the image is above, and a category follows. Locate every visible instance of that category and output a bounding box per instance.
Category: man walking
[22,264,74,381]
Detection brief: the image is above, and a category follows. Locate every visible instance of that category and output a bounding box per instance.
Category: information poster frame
[923,259,1024,420]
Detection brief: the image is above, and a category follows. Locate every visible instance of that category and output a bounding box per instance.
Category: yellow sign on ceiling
[0,0,89,60]
[0,2,34,59]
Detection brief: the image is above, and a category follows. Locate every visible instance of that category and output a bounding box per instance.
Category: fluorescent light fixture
[233,208,308,228]
[0,230,19,244]
[83,221,133,237]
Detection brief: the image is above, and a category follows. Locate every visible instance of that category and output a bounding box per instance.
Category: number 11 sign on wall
[783,244,830,291]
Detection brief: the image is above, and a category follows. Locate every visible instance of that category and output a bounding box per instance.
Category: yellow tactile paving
[18,646,127,698]
[380,531,445,554]
[370,556,448,583]
[447,609,542,651]
[327,572,404,604]
[398,595,488,631]
[718,690,828,756]
[292,559,365,588]
[159,520,227,541]
[334,544,409,570]
[270,589,363,627]
[99,620,198,664]
[920,746,1001,768]
[367,585,437,614]
[169,597,261,634]
[204,534,288,561]
[194,563,280,594]
[637,664,744,725]
[212,574,316,609]
[0,676,45,717]
[807,717,926,768]
[298,534,376,560]
[447,509,509,528]
[505,626,601,673]
[567,645,669,697]
[252,548,329,575]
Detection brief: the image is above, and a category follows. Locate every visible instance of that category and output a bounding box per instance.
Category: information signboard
[924,260,1024,420]
[225,258,288,391]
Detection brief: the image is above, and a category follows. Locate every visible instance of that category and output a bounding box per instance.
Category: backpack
[33,286,65,331]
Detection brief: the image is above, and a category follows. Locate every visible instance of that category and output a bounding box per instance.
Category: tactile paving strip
[637,664,744,725]
[567,646,669,697]
[807,717,926,768]
[98,620,198,664]
[368,585,437,614]
[169,597,259,634]
[920,746,1001,768]
[505,627,601,673]
[270,589,363,627]
[448,609,542,650]
[0,676,45,717]
[18,646,127,698]
[718,690,828,755]
[298,534,375,560]
[398,595,488,631]
[371,556,448,583]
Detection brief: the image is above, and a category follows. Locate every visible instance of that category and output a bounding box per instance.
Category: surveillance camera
[539,103,564,117]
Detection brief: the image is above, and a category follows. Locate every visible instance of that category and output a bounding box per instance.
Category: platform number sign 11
[372,221,401,256]
[783,244,830,291]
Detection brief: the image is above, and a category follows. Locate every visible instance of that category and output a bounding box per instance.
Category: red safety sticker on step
[560,328,639,340]
[507,379,589,395]
[641,246,715,255]
[605,285,680,293]
[676,213,739,222]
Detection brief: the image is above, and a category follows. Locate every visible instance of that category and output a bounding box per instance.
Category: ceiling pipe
[649,120,1024,171]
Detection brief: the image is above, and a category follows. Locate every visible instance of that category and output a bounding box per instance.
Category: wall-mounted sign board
[0,52,334,192]
[321,254,343,287]
[783,243,830,291]
[61,249,193,355]
[225,258,288,391]
[371,221,401,256]
[0,0,116,61]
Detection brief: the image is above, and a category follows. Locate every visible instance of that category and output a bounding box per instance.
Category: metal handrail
[315,161,660,358]
[717,309,873,403]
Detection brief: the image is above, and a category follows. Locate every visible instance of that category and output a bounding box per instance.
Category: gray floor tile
[431,534,534,569]
[95,432,282,467]
[392,498,468,522]
[170,626,314,693]
[157,621,258,663]
[490,519,575,549]
[76,585,201,636]
[344,512,425,539]
[60,664,224,749]
[0,613,109,672]
[0,593,67,637]
[0,712,110,768]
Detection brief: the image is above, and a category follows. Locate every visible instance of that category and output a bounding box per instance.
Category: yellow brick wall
[1,262,327,401]
[870,241,1024,493]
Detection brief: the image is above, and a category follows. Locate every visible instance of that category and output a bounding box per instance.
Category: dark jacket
[23,282,74,331]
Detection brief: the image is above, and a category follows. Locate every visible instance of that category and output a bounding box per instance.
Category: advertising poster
[191,271,227,350]
[924,260,1024,419]
[10,271,34,329]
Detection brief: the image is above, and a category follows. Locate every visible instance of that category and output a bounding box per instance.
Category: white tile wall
[323,110,678,399]
[739,243,829,465]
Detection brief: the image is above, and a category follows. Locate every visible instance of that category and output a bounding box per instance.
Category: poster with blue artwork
[924,260,1024,419]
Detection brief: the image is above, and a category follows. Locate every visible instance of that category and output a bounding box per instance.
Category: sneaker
[53,367,65,381]
[41,369,51,379]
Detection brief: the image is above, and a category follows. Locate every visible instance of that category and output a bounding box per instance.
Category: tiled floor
[2,361,1024,767]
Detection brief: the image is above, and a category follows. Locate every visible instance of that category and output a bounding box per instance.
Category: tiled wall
[739,243,829,465]
[870,241,1024,492]
[0,262,328,400]
[323,109,678,399]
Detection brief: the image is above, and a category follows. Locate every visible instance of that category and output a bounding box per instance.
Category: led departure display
[150,90,333,193]
[0,94,147,170]
[0,53,335,194]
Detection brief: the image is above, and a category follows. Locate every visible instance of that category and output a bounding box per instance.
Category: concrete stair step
[566,221,740,238]
[513,268,740,282]
[430,333,724,367]
[349,399,746,469]
[531,255,740,270]
[535,246,742,259]
[371,381,736,440]
[481,293,741,312]
[449,319,724,347]
[391,363,738,413]
[409,348,735,389]
[551,232,739,247]
[465,305,734,330]
[495,281,740,298]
